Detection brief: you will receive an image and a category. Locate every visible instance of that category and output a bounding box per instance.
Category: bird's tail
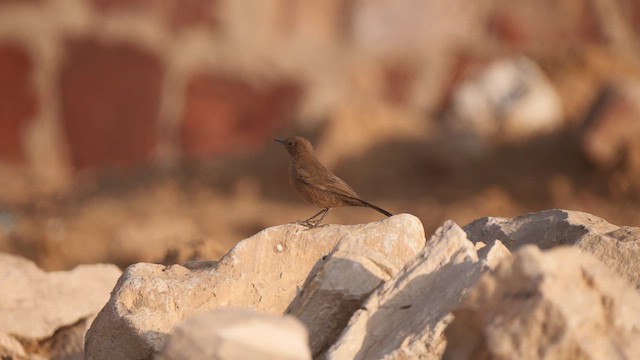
[356,198,393,217]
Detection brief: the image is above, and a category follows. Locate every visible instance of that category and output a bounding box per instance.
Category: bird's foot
[295,219,326,229]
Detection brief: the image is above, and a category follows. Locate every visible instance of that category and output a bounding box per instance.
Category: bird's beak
[274,139,286,144]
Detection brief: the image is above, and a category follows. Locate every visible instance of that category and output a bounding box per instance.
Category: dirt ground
[1,128,639,272]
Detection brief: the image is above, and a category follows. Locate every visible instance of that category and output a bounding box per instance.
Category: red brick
[169,0,219,30]
[180,73,302,159]
[91,0,152,10]
[383,61,416,106]
[0,43,37,162]
[91,0,219,31]
[60,39,163,170]
[619,0,640,35]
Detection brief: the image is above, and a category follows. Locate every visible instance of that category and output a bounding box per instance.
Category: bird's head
[275,136,314,158]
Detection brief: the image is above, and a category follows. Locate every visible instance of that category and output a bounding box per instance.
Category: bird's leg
[310,208,330,228]
[299,208,326,223]
[297,208,329,228]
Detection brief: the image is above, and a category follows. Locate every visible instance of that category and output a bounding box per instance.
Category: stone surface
[325,220,511,360]
[0,43,37,162]
[38,318,90,360]
[0,332,26,359]
[0,253,121,340]
[85,215,423,359]
[475,239,511,269]
[157,309,311,360]
[581,82,640,194]
[60,39,163,170]
[287,215,425,356]
[464,208,640,288]
[444,245,640,360]
[581,83,640,167]
[450,56,564,145]
[180,72,302,159]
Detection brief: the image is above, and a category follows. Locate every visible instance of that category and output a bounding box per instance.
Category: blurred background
[0,0,639,271]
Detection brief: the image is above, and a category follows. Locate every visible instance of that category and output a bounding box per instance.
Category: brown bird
[275,136,392,228]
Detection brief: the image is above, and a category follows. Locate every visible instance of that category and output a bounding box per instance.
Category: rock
[464,209,640,288]
[325,220,511,360]
[0,253,121,340]
[0,253,120,359]
[287,214,425,356]
[475,239,511,269]
[581,83,640,169]
[41,318,92,360]
[0,332,26,359]
[580,82,640,194]
[85,214,423,359]
[450,56,563,147]
[443,245,640,360]
[157,309,311,360]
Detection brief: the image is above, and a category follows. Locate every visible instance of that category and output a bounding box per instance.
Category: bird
[275,136,392,228]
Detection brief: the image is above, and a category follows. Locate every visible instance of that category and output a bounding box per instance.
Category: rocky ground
[1,209,639,359]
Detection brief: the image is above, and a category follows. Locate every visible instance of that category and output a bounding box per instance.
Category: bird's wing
[295,166,359,198]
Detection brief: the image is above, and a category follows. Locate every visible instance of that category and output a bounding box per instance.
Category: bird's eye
[287,141,293,147]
